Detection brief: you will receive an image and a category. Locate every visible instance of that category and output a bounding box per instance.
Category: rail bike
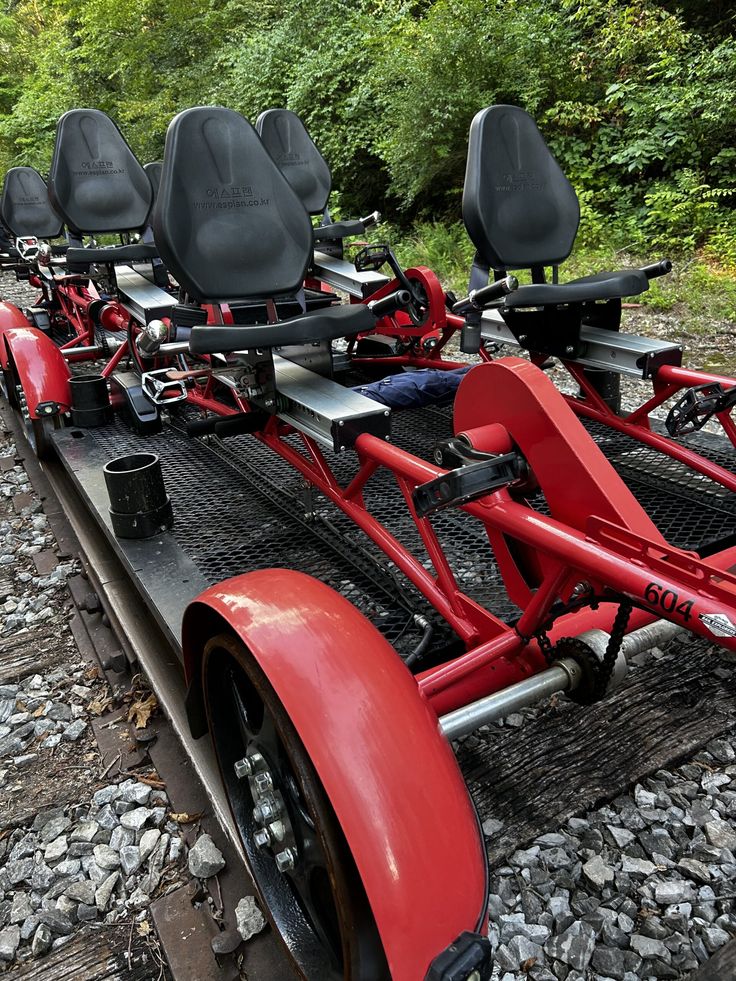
[0,103,735,981]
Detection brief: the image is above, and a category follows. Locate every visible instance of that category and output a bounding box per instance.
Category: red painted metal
[571,398,736,493]
[3,326,71,416]
[98,303,130,333]
[659,364,736,390]
[418,605,659,716]
[0,303,31,369]
[358,266,448,338]
[181,570,488,981]
[100,339,129,378]
[454,359,663,540]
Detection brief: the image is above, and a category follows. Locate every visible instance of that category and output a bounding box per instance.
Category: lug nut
[253,771,273,793]
[274,847,297,873]
[253,794,281,826]
[253,827,271,849]
[234,751,265,779]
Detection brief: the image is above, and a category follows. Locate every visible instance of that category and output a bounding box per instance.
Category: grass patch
[358,221,736,330]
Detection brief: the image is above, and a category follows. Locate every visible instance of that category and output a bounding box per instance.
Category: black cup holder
[103,452,173,539]
[69,374,112,428]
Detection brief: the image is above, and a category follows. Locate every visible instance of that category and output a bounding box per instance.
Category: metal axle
[439,657,583,741]
[438,618,685,741]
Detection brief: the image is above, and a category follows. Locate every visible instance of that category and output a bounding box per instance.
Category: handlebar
[368,288,411,318]
[640,259,672,280]
[360,210,381,229]
[452,275,519,315]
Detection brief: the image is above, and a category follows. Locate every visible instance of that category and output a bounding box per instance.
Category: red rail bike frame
[178,354,736,721]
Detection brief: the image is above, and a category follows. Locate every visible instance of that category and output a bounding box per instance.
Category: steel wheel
[202,633,389,981]
[1,366,18,408]
[10,362,59,460]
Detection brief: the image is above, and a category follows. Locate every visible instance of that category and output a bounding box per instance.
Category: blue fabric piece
[352,366,471,409]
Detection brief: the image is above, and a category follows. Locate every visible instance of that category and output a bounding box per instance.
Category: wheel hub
[235,750,299,873]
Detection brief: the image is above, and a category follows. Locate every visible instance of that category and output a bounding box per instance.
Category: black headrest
[153,106,314,303]
[144,162,162,203]
[256,109,331,215]
[1,167,63,239]
[48,109,152,235]
[462,105,580,270]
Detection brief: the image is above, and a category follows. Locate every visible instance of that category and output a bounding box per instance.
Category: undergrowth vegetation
[0,0,734,288]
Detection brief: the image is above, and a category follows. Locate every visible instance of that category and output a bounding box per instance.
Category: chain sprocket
[548,600,633,705]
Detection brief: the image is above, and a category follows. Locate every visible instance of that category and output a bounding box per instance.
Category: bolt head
[234,757,253,779]
[254,771,273,793]
[275,848,296,873]
[253,827,271,849]
[253,794,280,825]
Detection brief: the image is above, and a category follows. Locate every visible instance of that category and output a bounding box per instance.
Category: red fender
[182,569,487,981]
[3,327,71,416]
[0,303,32,370]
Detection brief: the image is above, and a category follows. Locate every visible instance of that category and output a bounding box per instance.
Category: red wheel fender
[3,327,71,416]
[182,570,487,981]
[0,303,32,370]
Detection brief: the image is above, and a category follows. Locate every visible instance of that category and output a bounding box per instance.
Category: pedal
[413,452,525,518]
[15,236,39,261]
[354,244,391,273]
[141,369,188,405]
[665,382,736,437]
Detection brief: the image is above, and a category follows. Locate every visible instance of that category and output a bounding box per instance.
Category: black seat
[190,303,374,354]
[256,109,368,244]
[461,105,652,355]
[256,109,331,215]
[2,167,64,240]
[65,243,158,265]
[505,268,648,307]
[48,109,153,236]
[153,106,371,350]
[464,105,581,272]
[463,105,650,303]
[144,161,163,204]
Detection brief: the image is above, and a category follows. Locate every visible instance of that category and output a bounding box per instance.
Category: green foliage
[0,0,734,264]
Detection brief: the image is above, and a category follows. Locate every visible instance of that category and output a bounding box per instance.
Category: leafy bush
[0,0,734,263]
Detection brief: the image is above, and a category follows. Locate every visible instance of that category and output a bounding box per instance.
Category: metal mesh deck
[76,400,735,662]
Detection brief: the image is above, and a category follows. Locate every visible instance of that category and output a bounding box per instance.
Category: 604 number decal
[644,582,694,621]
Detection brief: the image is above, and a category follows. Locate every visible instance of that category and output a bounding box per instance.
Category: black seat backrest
[153,106,314,303]
[462,105,580,271]
[1,167,63,239]
[48,109,152,235]
[144,161,163,204]
[256,109,331,216]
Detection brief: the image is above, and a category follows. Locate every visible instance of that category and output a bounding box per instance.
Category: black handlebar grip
[369,288,412,318]
[640,259,672,280]
[452,275,518,314]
